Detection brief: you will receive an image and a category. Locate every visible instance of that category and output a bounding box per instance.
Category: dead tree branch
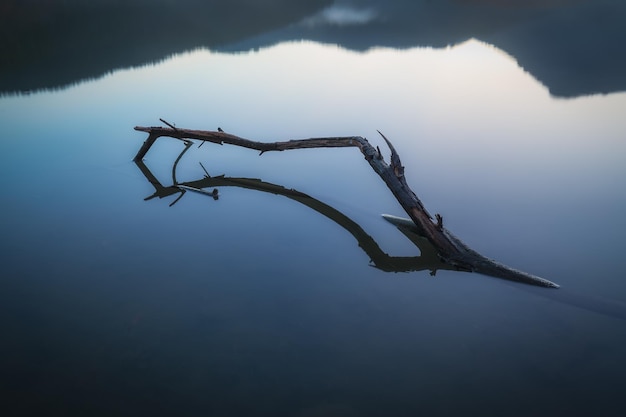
[134,124,559,288]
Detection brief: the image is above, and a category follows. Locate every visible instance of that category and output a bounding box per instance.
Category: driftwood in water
[134,123,559,288]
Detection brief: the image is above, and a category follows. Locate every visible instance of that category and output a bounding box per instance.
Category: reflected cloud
[302,4,378,26]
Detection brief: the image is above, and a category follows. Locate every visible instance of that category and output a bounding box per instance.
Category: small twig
[435,214,443,230]
[169,190,186,206]
[159,118,179,131]
[199,162,211,178]
[378,130,404,177]
[177,185,220,201]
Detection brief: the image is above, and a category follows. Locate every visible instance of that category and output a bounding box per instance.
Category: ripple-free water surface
[1,39,626,416]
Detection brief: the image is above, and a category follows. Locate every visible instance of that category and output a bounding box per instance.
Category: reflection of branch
[135,157,452,274]
[134,124,559,288]
[171,139,192,185]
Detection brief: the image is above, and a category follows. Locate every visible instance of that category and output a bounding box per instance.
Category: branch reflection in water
[135,140,626,322]
[135,151,452,275]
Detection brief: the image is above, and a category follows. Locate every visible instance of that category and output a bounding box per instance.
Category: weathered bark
[134,124,559,288]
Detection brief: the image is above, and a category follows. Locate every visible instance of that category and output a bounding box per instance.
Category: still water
[2,5,626,417]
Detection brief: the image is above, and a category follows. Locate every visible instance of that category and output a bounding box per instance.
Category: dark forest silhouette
[2,0,625,96]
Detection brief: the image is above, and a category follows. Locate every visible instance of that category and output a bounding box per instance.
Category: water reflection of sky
[1,39,626,416]
[5,39,624,226]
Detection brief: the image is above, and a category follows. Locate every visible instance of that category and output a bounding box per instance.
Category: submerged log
[134,123,559,288]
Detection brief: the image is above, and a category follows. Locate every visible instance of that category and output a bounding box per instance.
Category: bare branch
[133,124,559,288]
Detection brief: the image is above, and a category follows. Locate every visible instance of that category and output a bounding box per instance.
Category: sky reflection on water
[1,38,626,416]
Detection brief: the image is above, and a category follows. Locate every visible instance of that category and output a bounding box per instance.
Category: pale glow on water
[4,38,624,202]
[1,37,626,417]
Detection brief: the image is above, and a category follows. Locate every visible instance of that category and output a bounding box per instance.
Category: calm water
[2,2,626,416]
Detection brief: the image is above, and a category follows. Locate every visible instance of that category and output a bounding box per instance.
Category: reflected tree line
[2,0,625,96]
[0,0,331,93]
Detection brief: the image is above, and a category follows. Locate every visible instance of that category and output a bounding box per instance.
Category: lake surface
[2,2,626,416]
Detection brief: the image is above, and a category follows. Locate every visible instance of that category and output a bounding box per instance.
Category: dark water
[2,2,626,416]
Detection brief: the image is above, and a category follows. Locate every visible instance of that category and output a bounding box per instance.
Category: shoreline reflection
[2,1,624,97]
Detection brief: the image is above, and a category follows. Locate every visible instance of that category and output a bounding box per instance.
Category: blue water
[2,5,626,416]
